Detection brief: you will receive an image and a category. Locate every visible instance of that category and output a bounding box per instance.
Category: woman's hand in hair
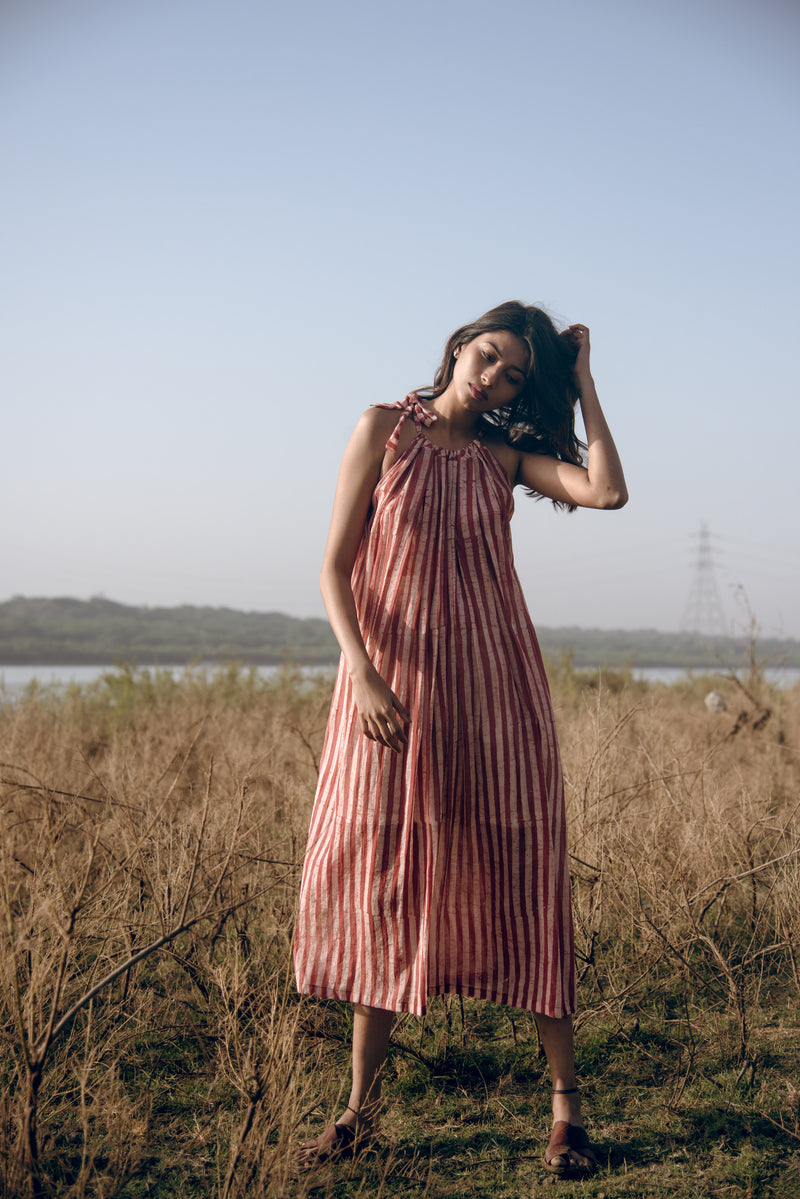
[350,662,410,752]
[516,323,628,510]
[566,323,592,386]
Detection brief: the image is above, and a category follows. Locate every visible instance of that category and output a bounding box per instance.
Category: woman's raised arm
[517,325,628,510]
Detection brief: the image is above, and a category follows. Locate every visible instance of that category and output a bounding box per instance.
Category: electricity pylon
[680,522,727,636]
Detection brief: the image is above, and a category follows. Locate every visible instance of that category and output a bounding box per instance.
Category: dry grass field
[1,661,798,1199]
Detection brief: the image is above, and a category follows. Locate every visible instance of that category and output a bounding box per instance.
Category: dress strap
[372,394,437,453]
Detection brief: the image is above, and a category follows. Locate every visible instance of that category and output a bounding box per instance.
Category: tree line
[1,595,798,668]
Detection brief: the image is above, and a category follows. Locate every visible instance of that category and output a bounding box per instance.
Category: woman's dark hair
[418,301,586,509]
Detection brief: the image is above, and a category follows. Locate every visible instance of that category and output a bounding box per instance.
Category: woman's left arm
[517,325,628,510]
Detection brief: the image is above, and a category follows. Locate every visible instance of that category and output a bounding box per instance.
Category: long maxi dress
[294,396,576,1019]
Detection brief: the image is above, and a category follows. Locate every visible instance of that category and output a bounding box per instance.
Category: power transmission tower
[681,522,727,636]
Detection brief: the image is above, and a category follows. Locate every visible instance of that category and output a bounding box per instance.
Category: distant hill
[534,626,800,670]
[1,596,798,669]
[0,596,337,665]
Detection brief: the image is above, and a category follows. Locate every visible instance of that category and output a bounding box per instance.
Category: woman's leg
[534,1013,597,1172]
[533,1013,583,1123]
[338,1003,395,1131]
[298,1003,394,1164]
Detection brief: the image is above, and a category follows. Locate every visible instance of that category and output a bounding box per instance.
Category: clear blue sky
[2,0,799,636]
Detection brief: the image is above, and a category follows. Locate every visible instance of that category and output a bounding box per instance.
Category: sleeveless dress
[294,396,576,1018]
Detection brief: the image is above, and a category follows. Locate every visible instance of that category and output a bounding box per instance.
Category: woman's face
[452,329,529,411]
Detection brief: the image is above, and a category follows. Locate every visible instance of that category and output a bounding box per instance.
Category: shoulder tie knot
[403,393,437,427]
[371,394,437,426]
[372,394,437,454]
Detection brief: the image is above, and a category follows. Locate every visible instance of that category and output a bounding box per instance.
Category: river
[1,662,797,701]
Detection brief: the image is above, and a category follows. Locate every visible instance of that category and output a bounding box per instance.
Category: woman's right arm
[320,409,410,752]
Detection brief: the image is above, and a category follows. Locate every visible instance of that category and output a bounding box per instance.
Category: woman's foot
[544,1122,598,1176]
[297,1120,356,1168]
[543,1088,598,1177]
[296,1105,377,1169]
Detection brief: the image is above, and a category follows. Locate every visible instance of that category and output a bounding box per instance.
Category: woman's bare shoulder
[352,405,402,445]
[343,406,411,477]
[336,407,397,461]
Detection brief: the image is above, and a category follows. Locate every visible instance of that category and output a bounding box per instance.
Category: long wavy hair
[417,301,586,508]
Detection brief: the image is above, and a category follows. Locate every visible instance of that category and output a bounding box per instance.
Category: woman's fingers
[568,323,591,351]
[386,692,410,748]
[373,712,404,751]
[361,702,408,751]
[353,671,410,751]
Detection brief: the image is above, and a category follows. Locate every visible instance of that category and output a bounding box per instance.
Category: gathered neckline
[415,427,485,458]
[376,419,513,500]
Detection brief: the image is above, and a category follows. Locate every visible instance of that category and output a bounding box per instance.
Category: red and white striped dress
[294,396,576,1018]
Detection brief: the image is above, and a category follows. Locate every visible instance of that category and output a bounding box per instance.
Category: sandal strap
[298,1120,357,1169]
[332,1122,356,1144]
[545,1120,595,1165]
[552,1086,579,1094]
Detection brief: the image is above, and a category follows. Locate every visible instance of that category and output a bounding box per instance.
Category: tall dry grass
[0,665,331,1198]
[555,668,799,1062]
[0,661,797,1197]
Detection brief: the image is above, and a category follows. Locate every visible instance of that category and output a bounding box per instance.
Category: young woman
[294,301,627,1177]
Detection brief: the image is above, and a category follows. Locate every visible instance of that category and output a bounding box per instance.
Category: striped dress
[294,396,576,1018]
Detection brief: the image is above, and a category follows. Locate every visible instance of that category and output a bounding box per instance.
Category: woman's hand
[517,324,628,510]
[566,323,592,386]
[350,662,410,752]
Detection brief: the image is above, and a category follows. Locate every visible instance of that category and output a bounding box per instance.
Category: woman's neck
[427,386,480,434]
[422,389,484,449]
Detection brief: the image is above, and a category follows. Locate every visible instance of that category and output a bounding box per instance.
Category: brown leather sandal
[297,1114,357,1168]
[544,1088,598,1177]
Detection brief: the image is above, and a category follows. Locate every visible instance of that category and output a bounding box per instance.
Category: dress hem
[296,981,576,1021]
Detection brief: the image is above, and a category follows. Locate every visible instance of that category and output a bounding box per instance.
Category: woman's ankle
[551,1088,583,1126]
[341,1096,381,1130]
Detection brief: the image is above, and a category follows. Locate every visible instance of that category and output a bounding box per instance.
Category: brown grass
[0,661,798,1198]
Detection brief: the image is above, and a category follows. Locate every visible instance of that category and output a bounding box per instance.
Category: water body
[0,662,336,701]
[632,665,799,687]
[1,662,797,701]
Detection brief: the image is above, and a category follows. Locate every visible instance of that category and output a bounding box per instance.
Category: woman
[294,301,627,1177]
